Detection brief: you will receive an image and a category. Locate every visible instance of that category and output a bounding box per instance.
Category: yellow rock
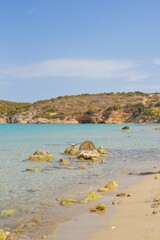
[28,150,54,162]
[0,209,16,217]
[59,158,71,167]
[60,198,75,206]
[97,147,108,156]
[105,181,118,190]
[101,160,106,164]
[78,165,87,170]
[26,168,39,172]
[0,230,7,240]
[80,192,102,204]
[97,187,109,192]
[90,203,106,213]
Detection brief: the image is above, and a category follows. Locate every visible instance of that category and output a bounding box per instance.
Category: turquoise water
[0,124,160,238]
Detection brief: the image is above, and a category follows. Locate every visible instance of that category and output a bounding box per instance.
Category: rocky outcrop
[1,92,160,124]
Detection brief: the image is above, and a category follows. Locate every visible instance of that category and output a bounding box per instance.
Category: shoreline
[53,169,160,240]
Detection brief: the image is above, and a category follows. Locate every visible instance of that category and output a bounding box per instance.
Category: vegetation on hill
[0,92,160,123]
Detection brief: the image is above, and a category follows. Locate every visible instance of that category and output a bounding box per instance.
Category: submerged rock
[0,209,16,217]
[80,192,102,204]
[78,165,87,170]
[59,158,71,167]
[105,181,118,190]
[57,197,76,206]
[25,168,39,172]
[90,203,106,213]
[155,128,160,131]
[0,230,7,240]
[77,150,100,162]
[28,150,54,162]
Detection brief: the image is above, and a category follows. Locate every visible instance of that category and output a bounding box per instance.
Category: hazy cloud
[2,58,150,81]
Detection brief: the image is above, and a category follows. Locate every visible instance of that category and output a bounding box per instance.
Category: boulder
[79,141,96,151]
[64,141,96,156]
[122,126,130,131]
[77,150,100,162]
[28,150,54,162]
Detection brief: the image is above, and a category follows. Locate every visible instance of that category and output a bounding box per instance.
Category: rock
[0,209,16,217]
[155,128,160,131]
[79,141,96,151]
[97,147,108,156]
[28,150,54,162]
[112,200,121,205]
[59,198,76,206]
[116,193,131,197]
[80,192,102,204]
[59,158,71,167]
[78,165,87,170]
[122,126,130,131]
[64,143,81,156]
[105,181,118,190]
[64,141,96,156]
[90,203,106,213]
[25,168,39,172]
[0,230,7,240]
[77,150,100,162]
[100,160,106,164]
[97,188,109,192]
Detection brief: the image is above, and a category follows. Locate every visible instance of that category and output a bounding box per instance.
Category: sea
[0,124,160,239]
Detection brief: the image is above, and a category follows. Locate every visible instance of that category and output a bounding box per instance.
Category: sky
[0,0,160,102]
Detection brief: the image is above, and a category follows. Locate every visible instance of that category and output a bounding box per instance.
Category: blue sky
[0,0,160,102]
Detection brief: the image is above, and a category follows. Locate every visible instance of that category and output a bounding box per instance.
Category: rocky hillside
[0,92,160,124]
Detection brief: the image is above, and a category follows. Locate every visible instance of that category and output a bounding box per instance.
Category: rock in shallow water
[64,140,96,156]
[28,150,54,162]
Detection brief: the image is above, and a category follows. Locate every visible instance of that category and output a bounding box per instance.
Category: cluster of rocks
[64,141,108,162]
[27,141,108,165]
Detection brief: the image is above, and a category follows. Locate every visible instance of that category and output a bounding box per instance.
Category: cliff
[0,92,160,124]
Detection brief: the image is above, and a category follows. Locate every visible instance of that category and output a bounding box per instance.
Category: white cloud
[2,58,149,81]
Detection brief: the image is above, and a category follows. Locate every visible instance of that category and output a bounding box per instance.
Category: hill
[0,92,160,124]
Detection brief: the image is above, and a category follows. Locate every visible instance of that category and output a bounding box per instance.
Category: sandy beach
[54,169,160,240]
[90,171,160,240]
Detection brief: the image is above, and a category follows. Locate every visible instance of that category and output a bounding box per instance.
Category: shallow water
[0,124,160,239]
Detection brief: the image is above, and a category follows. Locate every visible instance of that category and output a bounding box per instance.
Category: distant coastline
[0,92,160,124]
